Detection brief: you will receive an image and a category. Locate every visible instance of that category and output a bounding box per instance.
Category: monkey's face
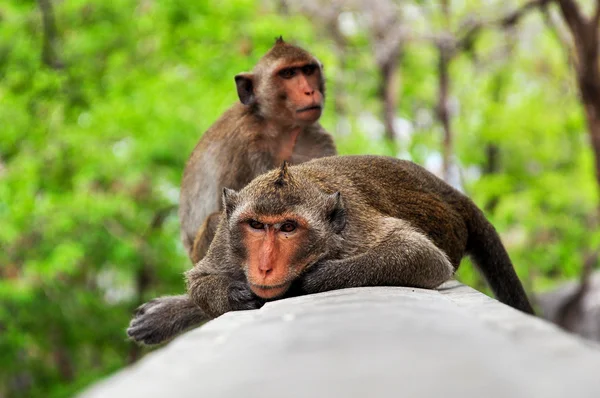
[226,198,344,300]
[273,61,324,125]
[236,213,319,299]
[237,41,326,126]
[222,164,345,300]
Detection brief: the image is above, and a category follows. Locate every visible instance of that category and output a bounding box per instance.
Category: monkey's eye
[279,221,297,233]
[279,68,296,79]
[248,220,265,230]
[302,64,317,76]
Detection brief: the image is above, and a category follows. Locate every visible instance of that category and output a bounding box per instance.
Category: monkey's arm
[127,295,208,345]
[127,221,258,346]
[186,222,265,318]
[127,271,262,345]
[301,219,454,294]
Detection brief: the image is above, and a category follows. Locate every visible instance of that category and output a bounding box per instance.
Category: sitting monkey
[128,155,534,345]
[179,37,336,263]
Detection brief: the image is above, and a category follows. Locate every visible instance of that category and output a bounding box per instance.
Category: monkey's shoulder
[185,104,258,165]
[198,103,256,142]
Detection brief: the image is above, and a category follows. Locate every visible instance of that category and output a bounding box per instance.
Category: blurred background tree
[1,0,599,397]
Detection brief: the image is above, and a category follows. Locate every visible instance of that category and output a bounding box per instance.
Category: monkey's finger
[128,315,146,329]
[126,324,163,346]
[133,298,162,316]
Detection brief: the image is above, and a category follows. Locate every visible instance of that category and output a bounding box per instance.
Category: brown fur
[179,38,336,263]
[128,155,534,345]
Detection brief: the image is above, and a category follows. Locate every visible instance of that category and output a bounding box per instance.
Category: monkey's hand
[127,295,207,346]
[300,261,341,294]
[228,280,265,311]
[187,273,264,318]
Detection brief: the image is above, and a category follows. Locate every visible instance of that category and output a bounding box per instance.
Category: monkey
[128,155,534,345]
[179,36,336,264]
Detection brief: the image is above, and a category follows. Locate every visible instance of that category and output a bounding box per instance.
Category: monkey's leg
[302,220,454,294]
[127,295,208,345]
[191,212,222,263]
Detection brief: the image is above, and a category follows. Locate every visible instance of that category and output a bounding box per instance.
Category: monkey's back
[294,155,471,267]
[179,104,257,251]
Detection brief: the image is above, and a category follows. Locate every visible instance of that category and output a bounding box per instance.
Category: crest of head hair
[274,161,291,187]
[275,35,285,45]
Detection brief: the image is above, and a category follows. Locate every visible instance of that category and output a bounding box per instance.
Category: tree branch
[37,0,64,69]
[592,0,600,30]
[540,3,575,65]
[455,0,550,53]
[456,22,482,53]
[555,0,586,41]
[500,0,551,28]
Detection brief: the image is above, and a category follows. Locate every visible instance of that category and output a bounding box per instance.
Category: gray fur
[127,295,208,345]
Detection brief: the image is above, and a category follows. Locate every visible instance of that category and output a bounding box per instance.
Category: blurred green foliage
[1,1,599,397]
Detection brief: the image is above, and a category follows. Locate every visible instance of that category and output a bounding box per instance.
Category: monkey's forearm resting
[301,222,454,294]
[186,270,265,319]
[127,295,208,345]
[127,273,263,345]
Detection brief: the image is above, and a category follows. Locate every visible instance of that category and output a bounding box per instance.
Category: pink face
[240,213,310,299]
[276,63,323,124]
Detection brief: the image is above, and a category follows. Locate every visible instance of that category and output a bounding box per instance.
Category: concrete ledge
[79,282,600,398]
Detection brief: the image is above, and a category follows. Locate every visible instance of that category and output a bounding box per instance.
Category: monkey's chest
[276,130,301,164]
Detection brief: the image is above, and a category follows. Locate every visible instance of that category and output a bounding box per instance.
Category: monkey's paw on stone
[228,280,265,311]
[300,262,335,294]
[127,296,196,346]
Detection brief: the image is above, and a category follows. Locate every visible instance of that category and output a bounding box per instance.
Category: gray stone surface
[80,282,600,398]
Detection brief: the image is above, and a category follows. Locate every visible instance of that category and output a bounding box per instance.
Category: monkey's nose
[304,89,314,96]
[259,267,273,277]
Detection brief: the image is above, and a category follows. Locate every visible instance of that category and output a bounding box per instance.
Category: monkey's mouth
[249,281,291,299]
[296,105,322,113]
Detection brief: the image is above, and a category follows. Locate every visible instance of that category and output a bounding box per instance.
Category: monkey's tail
[465,203,535,315]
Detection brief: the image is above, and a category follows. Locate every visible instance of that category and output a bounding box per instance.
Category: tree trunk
[484,144,500,212]
[437,48,453,182]
[554,0,600,213]
[379,56,400,145]
[577,37,600,213]
[578,69,600,212]
[38,0,64,69]
[437,0,453,182]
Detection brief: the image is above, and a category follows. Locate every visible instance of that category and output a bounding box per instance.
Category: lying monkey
[128,155,534,345]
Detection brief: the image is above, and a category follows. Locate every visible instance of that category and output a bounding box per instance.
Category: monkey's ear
[222,188,240,219]
[234,73,255,105]
[325,192,346,233]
